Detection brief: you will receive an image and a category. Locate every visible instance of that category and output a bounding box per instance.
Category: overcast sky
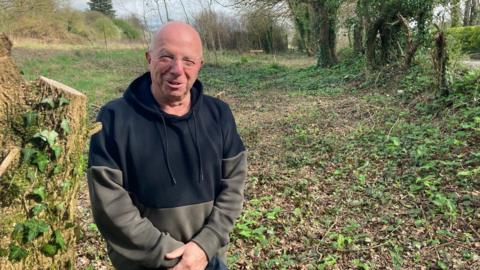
[69,0,236,27]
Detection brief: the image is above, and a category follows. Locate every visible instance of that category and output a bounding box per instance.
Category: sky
[69,0,236,28]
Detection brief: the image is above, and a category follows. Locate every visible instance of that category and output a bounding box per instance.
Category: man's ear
[145,51,151,64]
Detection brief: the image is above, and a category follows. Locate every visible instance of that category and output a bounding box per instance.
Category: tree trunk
[433,29,449,96]
[379,23,392,64]
[209,31,218,65]
[288,0,315,56]
[353,22,364,54]
[216,30,223,51]
[470,0,478,25]
[365,18,384,68]
[313,0,338,68]
[451,0,461,27]
[398,14,421,68]
[464,0,472,26]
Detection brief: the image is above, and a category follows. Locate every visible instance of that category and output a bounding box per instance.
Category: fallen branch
[88,122,103,137]
[0,147,21,177]
[214,91,226,99]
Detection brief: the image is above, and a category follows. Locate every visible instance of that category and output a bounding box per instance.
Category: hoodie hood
[123,72,205,185]
[123,72,204,121]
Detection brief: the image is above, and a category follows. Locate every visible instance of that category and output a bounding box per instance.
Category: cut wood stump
[0,33,87,270]
[0,34,27,162]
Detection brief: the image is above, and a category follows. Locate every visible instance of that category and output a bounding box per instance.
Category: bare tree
[152,0,165,24]
[450,0,461,26]
[179,0,191,23]
[162,0,170,21]
[234,0,342,67]
[463,0,479,26]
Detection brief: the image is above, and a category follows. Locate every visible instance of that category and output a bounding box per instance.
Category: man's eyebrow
[157,49,171,54]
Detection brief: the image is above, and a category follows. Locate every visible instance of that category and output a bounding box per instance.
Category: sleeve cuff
[192,227,223,261]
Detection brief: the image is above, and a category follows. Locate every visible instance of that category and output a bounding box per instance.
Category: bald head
[146,21,204,112]
[149,21,203,58]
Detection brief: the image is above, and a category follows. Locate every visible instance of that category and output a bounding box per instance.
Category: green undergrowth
[11,46,480,269]
[202,51,364,97]
[228,57,479,268]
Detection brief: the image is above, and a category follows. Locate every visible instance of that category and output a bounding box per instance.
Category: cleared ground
[12,46,480,269]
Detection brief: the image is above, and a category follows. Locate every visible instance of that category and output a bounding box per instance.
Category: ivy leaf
[11,224,25,242]
[58,95,70,107]
[54,230,66,249]
[51,145,62,160]
[358,174,366,185]
[457,170,472,176]
[41,244,58,257]
[87,223,98,232]
[24,219,50,243]
[437,260,448,270]
[23,112,38,127]
[8,244,28,262]
[22,147,38,164]
[53,164,63,175]
[61,181,71,193]
[0,247,7,257]
[31,186,46,202]
[60,118,70,135]
[34,130,58,147]
[40,97,55,109]
[55,203,65,213]
[391,137,401,147]
[31,204,47,216]
[26,167,36,181]
[32,152,49,172]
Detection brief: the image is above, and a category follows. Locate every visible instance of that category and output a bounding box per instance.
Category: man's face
[147,25,203,104]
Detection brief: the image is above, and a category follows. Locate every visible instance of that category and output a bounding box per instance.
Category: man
[87,22,247,270]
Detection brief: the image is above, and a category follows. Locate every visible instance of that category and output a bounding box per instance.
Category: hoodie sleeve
[87,107,184,268]
[193,105,247,260]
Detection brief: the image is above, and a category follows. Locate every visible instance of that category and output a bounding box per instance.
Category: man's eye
[184,60,195,66]
[159,55,173,61]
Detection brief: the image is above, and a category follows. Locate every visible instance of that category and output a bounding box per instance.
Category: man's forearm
[192,151,247,259]
[88,166,184,268]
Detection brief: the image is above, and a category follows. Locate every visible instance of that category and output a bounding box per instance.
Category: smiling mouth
[167,81,183,88]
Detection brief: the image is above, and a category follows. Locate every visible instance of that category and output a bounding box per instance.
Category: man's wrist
[192,227,222,261]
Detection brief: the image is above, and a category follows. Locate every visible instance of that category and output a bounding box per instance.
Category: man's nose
[169,59,184,76]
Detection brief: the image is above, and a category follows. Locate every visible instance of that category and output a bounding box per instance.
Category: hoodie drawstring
[191,112,204,182]
[156,112,205,185]
[156,114,177,185]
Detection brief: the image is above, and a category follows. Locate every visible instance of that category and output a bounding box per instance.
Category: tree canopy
[88,0,115,18]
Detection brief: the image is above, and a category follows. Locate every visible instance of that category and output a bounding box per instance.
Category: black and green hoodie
[87,72,247,269]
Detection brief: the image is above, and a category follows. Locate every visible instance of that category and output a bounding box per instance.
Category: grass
[13,47,147,117]
[10,45,480,269]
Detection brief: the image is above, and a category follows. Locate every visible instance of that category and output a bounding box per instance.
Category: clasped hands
[166,241,208,270]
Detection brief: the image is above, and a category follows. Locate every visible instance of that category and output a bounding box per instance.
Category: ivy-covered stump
[0,33,27,163]
[0,34,87,269]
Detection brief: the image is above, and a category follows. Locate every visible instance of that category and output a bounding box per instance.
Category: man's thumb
[165,245,186,259]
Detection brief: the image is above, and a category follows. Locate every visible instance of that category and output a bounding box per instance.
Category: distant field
[12,45,316,117]
[12,46,147,116]
[11,45,480,269]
